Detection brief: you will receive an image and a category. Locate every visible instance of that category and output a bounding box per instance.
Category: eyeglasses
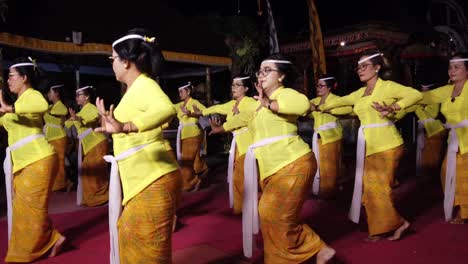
[8,73,19,79]
[316,84,328,89]
[355,63,373,72]
[231,83,244,88]
[75,93,85,97]
[108,55,120,63]
[255,68,279,78]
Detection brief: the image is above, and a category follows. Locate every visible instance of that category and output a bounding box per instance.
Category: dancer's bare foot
[49,235,66,257]
[172,215,178,232]
[449,218,466,224]
[364,235,381,243]
[190,180,201,192]
[388,221,410,241]
[316,245,335,264]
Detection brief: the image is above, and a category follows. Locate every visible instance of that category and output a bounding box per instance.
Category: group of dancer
[0,27,466,264]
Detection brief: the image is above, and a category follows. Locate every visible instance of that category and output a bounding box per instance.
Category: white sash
[416,118,435,173]
[76,128,93,205]
[228,128,249,208]
[3,134,45,241]
[242,134,296,258]
[349,122,393,223]
[103,142,151,264]
[43,123,63,135]
[311,122,338,195]
[443,119,468,221]
[176,122,198,161]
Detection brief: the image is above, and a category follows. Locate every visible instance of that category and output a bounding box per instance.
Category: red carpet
[1,170,468,263]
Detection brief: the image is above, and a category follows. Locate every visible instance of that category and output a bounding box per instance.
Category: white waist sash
[416,118,435,173]
[228,127,249,208]
[443,119,468,221]
[76,128,93,205]
[176,122,198,161]
[349,122,393,223]
[312,122,338,195]
[242,133,296,258]
[103,142,151,264]
[3,134,45,241]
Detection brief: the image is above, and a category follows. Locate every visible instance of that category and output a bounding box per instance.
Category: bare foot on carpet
[49,235,66,257]
[449,218,466,224]
[316,245,335,264]
[172,215,178,232]
[388,221,410,241]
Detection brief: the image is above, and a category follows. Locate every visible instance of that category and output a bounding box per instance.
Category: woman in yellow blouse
[309,76,352,198]
[321,51,423,241]
[175,83,208,192]
[419,53,468,224]
[95,29,182,264]
[0,58,65,262]
[213,54,335,263]
[44,84,70,191]
[67,86,109,206]
[191,75,257,214]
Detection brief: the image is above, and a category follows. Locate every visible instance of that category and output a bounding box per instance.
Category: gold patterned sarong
[81,140,109,206]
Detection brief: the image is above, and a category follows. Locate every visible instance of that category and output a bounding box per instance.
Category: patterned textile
[118,170,182,264]
[81,141,109,206]
[180,136,207,191]
[50,137,69,191]
[441,152,468,219]
[233,152,246,214]
[420,130,446,177]
[259,153,324,263]
[316,139,342,198]
[5,154,62,263]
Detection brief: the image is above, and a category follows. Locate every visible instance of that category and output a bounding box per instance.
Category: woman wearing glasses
[174,83,209,192]
[213,54,335,263]
[1,58,66,262]
[66,86,109,207]
[321,51,422,241]
[191,75,257,214]
[309,76,352,199]
[44,84,70,191]
[95,28,182,263]
[418,53,468,224]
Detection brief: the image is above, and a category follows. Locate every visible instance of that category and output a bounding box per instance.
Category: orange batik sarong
[233,150,246,215]
[118,170,182,264]
[317,139,342,198]
[5,154,62,263]
[441,151,468,219]
[81,140,109,206]
[180,136,208,191]
[259,153,325,263]
[420,130,446,177]
[50,137,69,191]
[362,146,404,236]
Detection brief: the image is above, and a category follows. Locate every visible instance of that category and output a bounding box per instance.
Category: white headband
[50,84,64,89]
[358,53,383,64]
[76,86,93,93]
[233,76,250,81]
[450,58,468,62]
[262,59,292,64]
[178,82,191,90]
[319,77,335,81]
[10,57,37,69]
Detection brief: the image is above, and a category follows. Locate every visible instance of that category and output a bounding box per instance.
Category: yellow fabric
[259,153,324,263]
[362,146,404,236]
[5,154,62,263]
[118,170,182,264]
[43,100,68,141]
[0,88,55,173]
[175,97,206,139]
[310,93,352,144]
[112,74,179,205]
[50,137,68,191]
[180,136,207,191]
[420,130,446,177]
[421,82,468,154]
[81,141,109,206]
[251,87,312,180]
[441,152,468,219]
[233,151,245,214]
[322,79,423,156]
[69,102,106,155]
[203,96,257,156]
[397,104,445,138]
[317,139,342,198]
